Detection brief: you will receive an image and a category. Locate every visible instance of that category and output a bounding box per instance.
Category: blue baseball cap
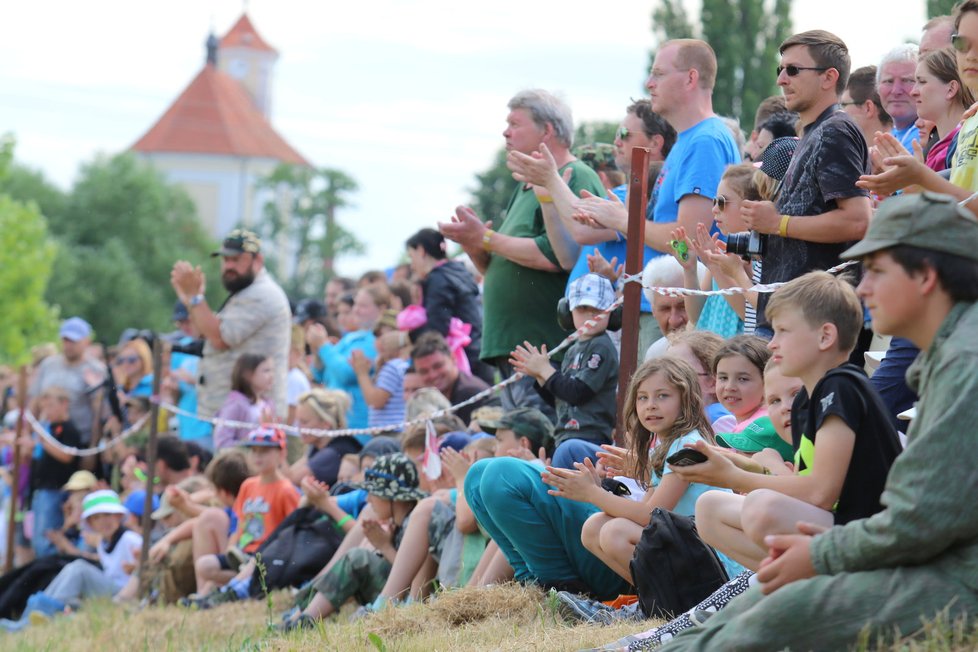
[59,317,92,342]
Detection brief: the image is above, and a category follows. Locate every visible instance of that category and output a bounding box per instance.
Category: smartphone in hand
[666,448,708,467]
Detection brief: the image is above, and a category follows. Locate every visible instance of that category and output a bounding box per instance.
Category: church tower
[217,13,279,118]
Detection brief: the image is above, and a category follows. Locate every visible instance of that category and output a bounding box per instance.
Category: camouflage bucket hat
[574,143,619,172]
[350,452,428,501]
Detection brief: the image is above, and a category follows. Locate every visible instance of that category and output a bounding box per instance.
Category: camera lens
[726,232,751,257]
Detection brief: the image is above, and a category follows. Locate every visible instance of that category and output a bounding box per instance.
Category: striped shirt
[368,358,409,430]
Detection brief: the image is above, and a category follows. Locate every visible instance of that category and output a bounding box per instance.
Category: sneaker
[625,611,696,651]
[690,570,754,613]
[556,591,615,624]
[197,588,240,610]
[277,614,317,633]
[225,546,249,572]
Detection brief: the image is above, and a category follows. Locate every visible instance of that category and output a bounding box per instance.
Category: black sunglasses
[777,64,830,77]
[952,33,971,53]
[713,195,728,211]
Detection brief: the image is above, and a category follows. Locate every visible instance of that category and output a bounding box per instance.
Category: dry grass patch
[6,582,978,651]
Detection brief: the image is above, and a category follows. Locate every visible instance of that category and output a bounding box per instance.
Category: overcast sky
[1,0,925,281]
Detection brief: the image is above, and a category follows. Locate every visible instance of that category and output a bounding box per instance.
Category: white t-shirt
[99,529,143,591]
[286,367,312,407]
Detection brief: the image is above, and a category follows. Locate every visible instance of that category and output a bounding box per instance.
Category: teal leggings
[464,457,630,600]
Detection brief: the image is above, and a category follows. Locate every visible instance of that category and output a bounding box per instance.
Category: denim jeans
[30,489,66,558]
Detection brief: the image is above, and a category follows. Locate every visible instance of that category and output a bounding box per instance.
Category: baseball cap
[59,317,92,342]
[498,407,554,450]
[470,405,504,434]
[293,299,327,324]
[124,489,160,518]
[212,228,262,257]
[62,470,98,492]
[439,432,472,453]
[841,192,978,263]
[716,417,794,462]
[753,136,798,181]
[151,494,176,521]
[567,273,615,311]
[242,426,286,450]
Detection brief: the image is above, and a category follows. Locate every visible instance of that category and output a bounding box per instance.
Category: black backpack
[248,506,343,597]
[629,508,729,618]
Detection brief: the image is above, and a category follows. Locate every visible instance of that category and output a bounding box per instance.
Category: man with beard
[170,229,290,420]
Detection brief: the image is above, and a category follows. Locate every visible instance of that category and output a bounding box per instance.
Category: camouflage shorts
[313,547,391,609]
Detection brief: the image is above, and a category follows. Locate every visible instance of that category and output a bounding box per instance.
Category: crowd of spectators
[1,11,978,651]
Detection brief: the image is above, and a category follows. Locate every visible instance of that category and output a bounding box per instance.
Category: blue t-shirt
[567,185,656,313]
[651,430,728,517]
[335,488,368,518]
[171,340,212,441]
[892,124,920,152]
[651,116,740,229]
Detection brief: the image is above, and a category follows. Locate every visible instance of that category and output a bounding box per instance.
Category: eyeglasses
[952,33,972,53]
[615,125,631,141]
[777,65,830,77]
[713,195,728,211]
[114,355,140,366]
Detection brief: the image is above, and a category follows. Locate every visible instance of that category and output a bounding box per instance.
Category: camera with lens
[725,230,768,260]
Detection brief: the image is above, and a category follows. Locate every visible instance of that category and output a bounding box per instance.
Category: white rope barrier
[24,411,151,458]
[26,260,861,449]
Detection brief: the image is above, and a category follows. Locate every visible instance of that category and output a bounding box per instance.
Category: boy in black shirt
[764,271,902,525]
[30,386,82,558]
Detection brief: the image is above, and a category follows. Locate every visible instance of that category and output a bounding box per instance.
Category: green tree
[701,0,793,124]
[649,0,793,125]
[255,164,363,298]
[927,0,957,17]
[0,135,60,363]
[45,152,217,343]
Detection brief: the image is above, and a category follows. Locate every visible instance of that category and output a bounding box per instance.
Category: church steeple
[217,13,279,119]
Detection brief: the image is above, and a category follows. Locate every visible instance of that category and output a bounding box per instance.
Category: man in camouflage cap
[645,192,978,651]
[171,228,291,424]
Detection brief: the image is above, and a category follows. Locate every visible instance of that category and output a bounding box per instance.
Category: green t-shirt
[480,161,606,362]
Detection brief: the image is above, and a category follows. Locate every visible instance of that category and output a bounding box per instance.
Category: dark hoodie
[410,260,493,383]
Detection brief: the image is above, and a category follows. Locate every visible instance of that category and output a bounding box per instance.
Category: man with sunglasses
[740,30,871,338]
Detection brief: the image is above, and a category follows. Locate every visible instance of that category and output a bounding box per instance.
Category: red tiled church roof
[131,64,308,165]
[220,13,277,54]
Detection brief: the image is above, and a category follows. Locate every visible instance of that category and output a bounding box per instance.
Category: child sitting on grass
[0,490,142,631]
[510,273,619,469]
[280,452,426,630]
[194,428,299,595]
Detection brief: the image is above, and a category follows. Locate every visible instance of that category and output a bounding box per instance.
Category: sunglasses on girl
[713,195,728,211]
[114,355,140,366]
[777,64,829,77]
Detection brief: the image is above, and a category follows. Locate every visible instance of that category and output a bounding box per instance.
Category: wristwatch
[189,294,206,307]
